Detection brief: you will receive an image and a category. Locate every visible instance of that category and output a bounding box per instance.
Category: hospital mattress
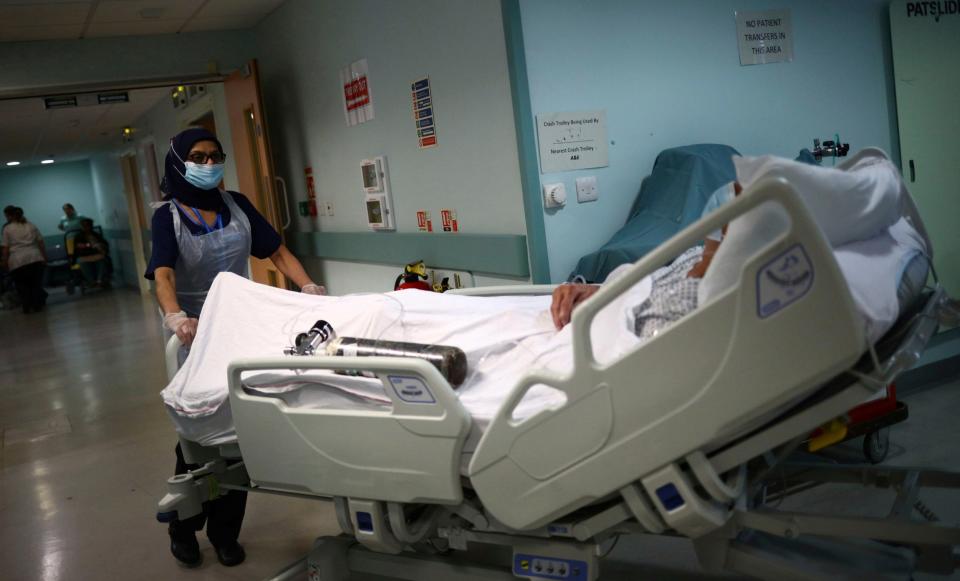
[165,215,928,449]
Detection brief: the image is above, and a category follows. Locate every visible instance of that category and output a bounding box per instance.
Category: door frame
[119,153,151,296]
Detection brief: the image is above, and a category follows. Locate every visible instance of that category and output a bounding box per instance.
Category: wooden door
[890,2,960,298]
[223,59,289,289]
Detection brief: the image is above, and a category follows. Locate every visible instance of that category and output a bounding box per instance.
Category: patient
[73,218,111,288]
[551,183,740,330]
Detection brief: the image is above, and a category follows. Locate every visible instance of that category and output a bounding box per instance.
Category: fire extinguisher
[394,260,433,291]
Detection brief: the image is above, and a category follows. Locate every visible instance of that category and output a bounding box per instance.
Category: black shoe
[214,541,246,567]
[170,536,203,568]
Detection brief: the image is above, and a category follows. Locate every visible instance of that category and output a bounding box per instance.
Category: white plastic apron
[168,191,252,318]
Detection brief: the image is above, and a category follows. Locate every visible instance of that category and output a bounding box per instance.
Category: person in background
[1,206,48,313]
[74,218,111,289]
[145,127,325,569]
[58,203,88,233]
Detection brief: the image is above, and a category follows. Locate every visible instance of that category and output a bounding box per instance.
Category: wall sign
[536,110,608,173]
[341,58,374,126]
[416,210,433,232]
[411,77,437,149]
[440,209,458,232]
[736,10,793,65]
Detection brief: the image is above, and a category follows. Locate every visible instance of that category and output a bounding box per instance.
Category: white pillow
[699,150,904,306]
[734,153,903,247]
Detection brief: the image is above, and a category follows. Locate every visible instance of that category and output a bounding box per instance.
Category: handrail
[165,334,182,382]
[567,176,825,373]
[227,355,468,421]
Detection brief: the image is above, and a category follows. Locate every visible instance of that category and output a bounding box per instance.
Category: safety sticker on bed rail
[388,375,437,404]
[756,243,814,319]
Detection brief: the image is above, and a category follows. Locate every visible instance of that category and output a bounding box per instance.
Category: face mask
[183,161,224,190]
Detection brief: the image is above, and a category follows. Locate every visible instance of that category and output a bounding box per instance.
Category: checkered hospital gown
[630,246,704,340]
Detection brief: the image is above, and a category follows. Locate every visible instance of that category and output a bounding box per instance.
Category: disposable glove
[301,283,327,296]
[164,310,199,346]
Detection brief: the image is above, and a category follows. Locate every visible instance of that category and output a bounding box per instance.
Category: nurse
[145,127,324,568]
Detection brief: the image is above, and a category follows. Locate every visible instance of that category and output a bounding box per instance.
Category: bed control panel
[513,554,589,580]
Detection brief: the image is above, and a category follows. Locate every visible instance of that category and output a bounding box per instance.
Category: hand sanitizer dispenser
[361,156,395,231]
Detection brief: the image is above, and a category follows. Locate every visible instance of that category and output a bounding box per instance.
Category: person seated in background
[73,218,111,289]
[58,203,88,233]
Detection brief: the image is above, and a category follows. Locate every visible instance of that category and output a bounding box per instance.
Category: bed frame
[157,156,959,580]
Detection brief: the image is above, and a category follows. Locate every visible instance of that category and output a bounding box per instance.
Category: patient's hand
[551,284,600,329]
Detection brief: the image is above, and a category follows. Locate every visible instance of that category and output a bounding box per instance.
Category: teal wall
[253,0,530,293]
[0,160,99,235]
[89,153,139,288]
[518,0,899,282]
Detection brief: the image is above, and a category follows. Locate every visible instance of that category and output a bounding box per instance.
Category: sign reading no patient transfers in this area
[736,9,793,65]
[536,110,608,173]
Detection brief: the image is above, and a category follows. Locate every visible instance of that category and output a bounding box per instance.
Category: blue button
[656,483,685,511]
[356,511,374,532]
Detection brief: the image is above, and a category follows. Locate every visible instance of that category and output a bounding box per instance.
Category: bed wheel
[863,429,890,464]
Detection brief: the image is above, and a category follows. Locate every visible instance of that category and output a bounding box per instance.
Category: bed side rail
[469,177,866,532]
[165,333,181,381]
[226,355,471,504]
[450,284,557,297]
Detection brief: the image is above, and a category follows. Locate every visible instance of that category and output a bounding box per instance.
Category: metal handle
[908,159,916,183]
[274,176,292,230]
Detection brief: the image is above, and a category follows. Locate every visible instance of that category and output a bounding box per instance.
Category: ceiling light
[6,161,20,166]
[41,159,55,165]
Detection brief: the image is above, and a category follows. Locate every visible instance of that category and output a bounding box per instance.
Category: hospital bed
[157,149,960,580]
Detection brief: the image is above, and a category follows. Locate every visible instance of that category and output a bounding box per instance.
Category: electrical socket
[576,176,599,203]
[325,200,334,216]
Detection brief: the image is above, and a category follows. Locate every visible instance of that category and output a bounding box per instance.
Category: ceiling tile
[195,0,285,18]
[91,0,198,24]
[0,2,90,26]
[180,13,260,33]
[85,18,181,38]
[0,23,84,41]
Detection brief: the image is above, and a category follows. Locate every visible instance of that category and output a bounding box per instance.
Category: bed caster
[863,429,890,464]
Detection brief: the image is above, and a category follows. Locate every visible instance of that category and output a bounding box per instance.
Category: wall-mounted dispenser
[361,156,395,230]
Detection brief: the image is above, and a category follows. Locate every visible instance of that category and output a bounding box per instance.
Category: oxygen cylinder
[325,337,468,387]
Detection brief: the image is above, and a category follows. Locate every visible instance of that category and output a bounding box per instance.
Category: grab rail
[165,334,182,382]
[227,355,468,422]
[568,176,836,376]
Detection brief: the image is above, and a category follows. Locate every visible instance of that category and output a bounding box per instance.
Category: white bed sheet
[164,274,650,445]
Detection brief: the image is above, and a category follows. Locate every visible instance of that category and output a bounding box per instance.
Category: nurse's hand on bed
[551,284,601,329]
[301,283,326,295]
[163,310,199,346]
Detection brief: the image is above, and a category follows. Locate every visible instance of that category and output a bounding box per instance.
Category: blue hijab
[160,128,225,211]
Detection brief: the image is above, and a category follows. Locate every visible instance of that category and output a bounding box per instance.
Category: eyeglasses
[186,151,226,164]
